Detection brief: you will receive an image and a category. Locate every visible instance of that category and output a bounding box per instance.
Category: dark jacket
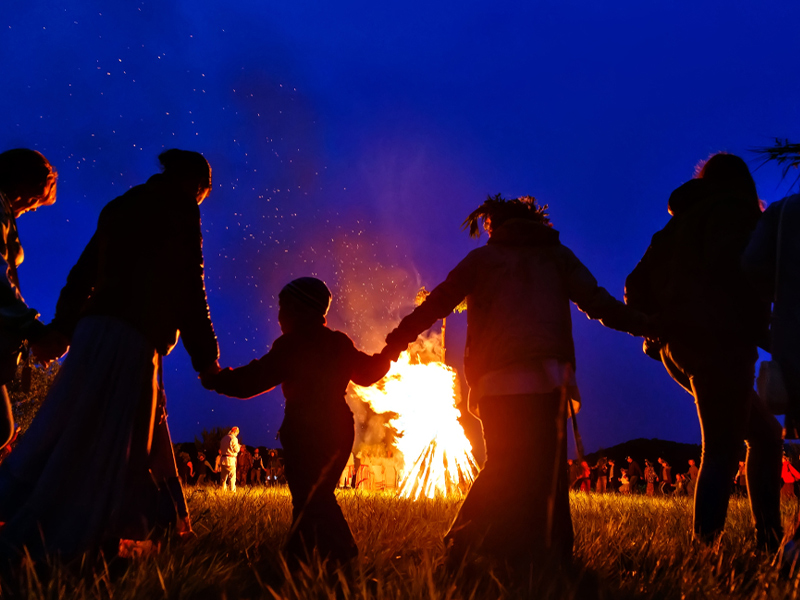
[51,174,219,371]
[388,219,651,389]
[625,179,768,347]
[212,324,390,431]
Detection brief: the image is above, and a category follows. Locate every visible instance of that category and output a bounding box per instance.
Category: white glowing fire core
[352,351,478,499]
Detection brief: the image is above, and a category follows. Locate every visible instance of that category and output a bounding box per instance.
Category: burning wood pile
[350,345,479,500]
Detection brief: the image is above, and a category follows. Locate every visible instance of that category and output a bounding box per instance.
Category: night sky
[3,2,799,454]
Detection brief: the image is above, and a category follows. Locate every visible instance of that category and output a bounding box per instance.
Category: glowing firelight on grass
[351,350,479,500]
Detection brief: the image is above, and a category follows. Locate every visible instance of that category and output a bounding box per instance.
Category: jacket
[51,174,219,371]
[388,219,651,389]
[211,324,390,431]
[625,179,768,346]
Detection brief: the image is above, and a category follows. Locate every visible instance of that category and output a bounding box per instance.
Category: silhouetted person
[205,277,391,569]
[626,153,783,550]
[626,456,642,493]
[0,149,59,450]
[0,149,221,562]
[384,194,655,575]
[594,457,608,493]
[644,459,658,496]
[658,458,673,494]
[742,192,800,436]
[219,427,241,491]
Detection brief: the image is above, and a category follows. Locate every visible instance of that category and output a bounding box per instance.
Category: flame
[351,350,478,499]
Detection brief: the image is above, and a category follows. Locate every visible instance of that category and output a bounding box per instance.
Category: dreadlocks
[462,193,551,239]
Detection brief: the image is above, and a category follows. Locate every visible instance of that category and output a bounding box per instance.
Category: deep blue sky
[2,1,799,453]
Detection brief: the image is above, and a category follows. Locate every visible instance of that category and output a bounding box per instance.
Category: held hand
[199,361,222,390]
[379,341,406,363]
[30,329,70,365]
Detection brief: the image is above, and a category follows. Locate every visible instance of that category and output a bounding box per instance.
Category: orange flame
[351,350,478,499]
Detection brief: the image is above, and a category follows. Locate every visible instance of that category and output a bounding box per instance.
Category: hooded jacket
[388,218,650,390]
[51,174,219,371]
[625,178,768,347]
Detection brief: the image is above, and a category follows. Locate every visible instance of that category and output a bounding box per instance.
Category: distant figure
[579,460,591,492]
[673,474,688,496]
[0,149,220,561]
[250,448,266,484]
[220,427,241,491]
[644,460,658,496]
[734,461,747,496]
[742,193,800,437]
[595,457,609,493]
[607,459,618,492]
[781,455,800,498]
[204,277,391,568]
[0,149,58,449]
[658,458,673,494]
[266,449,282,486]
[177,450,194,484]
[195,451,216,485]
[625,153,783,551]
[685,459,699,497]
[383,194,655,573]
[619,469,630,494]
[236,444,252,486]
[627,456,643,493]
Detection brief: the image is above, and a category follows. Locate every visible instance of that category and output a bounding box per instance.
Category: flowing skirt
[0,316,167,561]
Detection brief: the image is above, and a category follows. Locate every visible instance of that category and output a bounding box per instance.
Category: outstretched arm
[204,337,287,398]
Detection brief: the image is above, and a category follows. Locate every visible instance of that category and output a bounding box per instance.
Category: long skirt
[445,391,573,571]
[0,316,179,561]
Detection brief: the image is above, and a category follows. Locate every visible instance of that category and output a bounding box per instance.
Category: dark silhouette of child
[205,277,391,567]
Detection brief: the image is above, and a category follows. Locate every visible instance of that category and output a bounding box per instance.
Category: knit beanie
[279,277,332,316]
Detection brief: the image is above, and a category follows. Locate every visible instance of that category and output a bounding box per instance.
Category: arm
[51,231,100,339]
[562,247,652,337]
[208,337,288,398]
[386,253,477,349]
[171,204,219,372]
[350,345,392,387]
[742,199,784,303]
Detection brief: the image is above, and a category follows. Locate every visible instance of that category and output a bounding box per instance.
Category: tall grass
[6,488,800,599]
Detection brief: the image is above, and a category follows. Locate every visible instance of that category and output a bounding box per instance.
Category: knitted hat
[279,277,332,316]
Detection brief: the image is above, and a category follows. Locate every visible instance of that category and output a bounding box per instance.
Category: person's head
[689,459,696,467]
[0,149,57,218]
[694,152,759,208]
[254,448,260,456]
[158,149,211,204]
[609,459,615,465]
[462,194,551,238]
[278,277,332,333]
[783,455,790,463]
[230,426,239,437]
[198,452,205,461]
[627,456,633,463]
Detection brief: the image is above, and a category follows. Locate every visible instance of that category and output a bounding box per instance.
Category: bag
[757,359,790,415]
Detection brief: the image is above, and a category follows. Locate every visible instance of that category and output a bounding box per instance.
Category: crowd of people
[0,146,796,584]
[569,456,701,496]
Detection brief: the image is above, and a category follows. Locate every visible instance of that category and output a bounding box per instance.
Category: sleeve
[346,335,391,387]
[51,231,100,339]
[624,230,666,314]
[212,336,289,399]
[386,253,477,347]
[742,199,782,303]
[561,246,652,337]
[171,204,219,372]
[0,204,42,339]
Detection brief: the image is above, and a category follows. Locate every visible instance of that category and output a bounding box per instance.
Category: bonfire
[351,346,478,500]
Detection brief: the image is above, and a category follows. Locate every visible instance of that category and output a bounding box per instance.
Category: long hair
[462,193,550,238]
[158,149,211,195]
[0,149,57,201]
[694,152,759,209]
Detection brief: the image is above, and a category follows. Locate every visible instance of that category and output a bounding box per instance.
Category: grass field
[8,487,800,600]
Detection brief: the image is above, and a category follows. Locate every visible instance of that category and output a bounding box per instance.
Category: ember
[351,347,478,500]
